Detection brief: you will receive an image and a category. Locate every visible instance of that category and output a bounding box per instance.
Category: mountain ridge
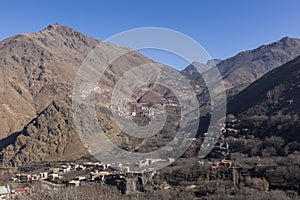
[1,24,300,167]
[226,55,300,141]
[0,24,168,166]
[227,55,300,116]
[183,36,300,90]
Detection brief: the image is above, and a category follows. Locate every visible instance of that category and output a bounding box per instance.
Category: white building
[0,185,10,200]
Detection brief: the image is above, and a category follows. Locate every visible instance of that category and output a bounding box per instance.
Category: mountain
[206,59,222,66]
[182,59,222,72]
[1,24,299,168]
[227,55,300,140]
[219,37,300,88]
[0,100,86,166]
[0,24,164,166]
[227,55,300,115]
[0,24,98,139]
[183,37,300,90]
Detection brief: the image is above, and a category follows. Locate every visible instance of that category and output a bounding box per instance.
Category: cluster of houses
[10,162,106,183]
[224,115,255,139]
[206,116,257,160]
[202,116,260,183]
[211,159,233,172]
[11,172,48,182]
[110,96,179,119]
[6,160,158,196]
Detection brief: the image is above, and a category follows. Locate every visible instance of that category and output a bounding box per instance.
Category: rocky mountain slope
[0,24,167,166]
[227,55,300,140]
[1,24,300,168]
[227,56,300,115]
[183,37,300,89]
[0,99,86,166]
[219,37,300,88]
[0,24,99,139]
[183,59,222,72]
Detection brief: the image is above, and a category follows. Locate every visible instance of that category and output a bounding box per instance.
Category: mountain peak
[44,23,74,32]
[279,36,295,42]
[182,59,221,72]
[206,59,222,66]
[40,23,82,37]
[277,36,300,46]
[33,23,100,53]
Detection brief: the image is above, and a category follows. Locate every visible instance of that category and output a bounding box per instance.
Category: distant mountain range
[183,37,300,89]
[0,24,300,167]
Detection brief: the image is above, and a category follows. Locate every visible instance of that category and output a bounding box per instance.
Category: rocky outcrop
[0,99,86,167]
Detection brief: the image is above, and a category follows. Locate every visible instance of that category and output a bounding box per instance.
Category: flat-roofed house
[69,180,80,187]
[0,185,10,200]
[16,174,31,182]
[40,172,48,180]
[49,173,62,181]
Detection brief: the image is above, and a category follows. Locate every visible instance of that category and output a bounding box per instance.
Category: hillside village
[1,95,299,199]
[1,160,158,199]
[0,109,299,199]
[0,17,300,199]
[0,117,277,200]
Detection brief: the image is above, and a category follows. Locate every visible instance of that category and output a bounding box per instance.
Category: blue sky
[1,0,300,70]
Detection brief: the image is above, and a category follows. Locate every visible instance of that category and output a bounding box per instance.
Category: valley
[0,24,299,199]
